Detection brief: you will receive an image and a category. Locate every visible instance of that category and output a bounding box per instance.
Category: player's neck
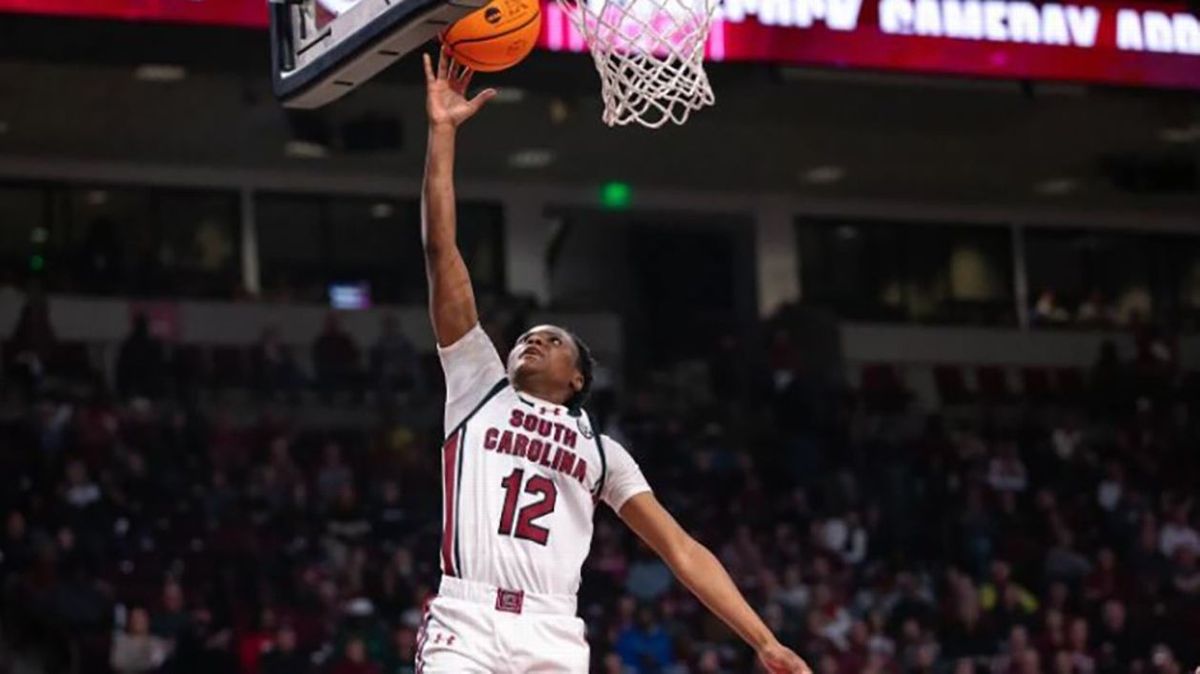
[512,379,570,408]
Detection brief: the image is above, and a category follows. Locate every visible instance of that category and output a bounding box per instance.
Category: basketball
[440,0,541,72]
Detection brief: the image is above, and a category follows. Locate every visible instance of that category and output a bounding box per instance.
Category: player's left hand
[757,642,812,674]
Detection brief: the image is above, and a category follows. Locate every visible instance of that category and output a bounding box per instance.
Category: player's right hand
[757,642,812,674]
[423,48,496,129]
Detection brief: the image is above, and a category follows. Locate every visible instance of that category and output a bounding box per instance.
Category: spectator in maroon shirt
[260,625,313,674]
[1083,548,1128,605]
[237,608,278,674]
[1035,609,1068,663]
[1063,617,1096,673]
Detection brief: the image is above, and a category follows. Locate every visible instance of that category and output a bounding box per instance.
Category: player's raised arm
[421,49,496,347]
[618,493,812,674]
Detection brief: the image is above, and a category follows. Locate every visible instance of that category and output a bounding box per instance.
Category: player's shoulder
[595,431,634,457]
[474,376,514,402]
[595,430,621,446]
[438,322,498,356]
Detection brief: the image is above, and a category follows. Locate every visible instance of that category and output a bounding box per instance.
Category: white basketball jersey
[436,324,652,597]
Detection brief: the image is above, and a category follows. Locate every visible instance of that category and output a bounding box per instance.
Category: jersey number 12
[498,469,557,545]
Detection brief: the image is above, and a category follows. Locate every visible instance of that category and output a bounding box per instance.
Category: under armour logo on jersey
[538,407,563,416]
[432,633,456,646]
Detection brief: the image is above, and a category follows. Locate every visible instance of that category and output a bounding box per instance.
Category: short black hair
[565,330,595,413]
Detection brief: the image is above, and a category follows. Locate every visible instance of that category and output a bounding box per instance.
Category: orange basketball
[441,0,541,72]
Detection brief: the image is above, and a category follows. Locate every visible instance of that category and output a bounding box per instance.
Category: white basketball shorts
[415,576,589,673]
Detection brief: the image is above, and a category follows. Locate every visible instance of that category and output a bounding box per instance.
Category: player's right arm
[422,51,506,432]
[421,49,495,347]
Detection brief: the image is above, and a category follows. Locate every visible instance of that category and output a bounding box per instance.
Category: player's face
[507,325,582,396]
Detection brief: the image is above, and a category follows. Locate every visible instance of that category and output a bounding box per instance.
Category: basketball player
[416,50,811,674]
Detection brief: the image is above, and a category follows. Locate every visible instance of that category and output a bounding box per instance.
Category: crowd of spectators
[1,304,1199,674]
[4,299,426,408]
[1029,289,1160,332]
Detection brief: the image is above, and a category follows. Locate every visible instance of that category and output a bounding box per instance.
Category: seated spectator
[991,625,1031,673]
[1158,503,1199,559]
[941,583,993,662]
[371,479,408,550]
[370,314,424,403]
[1034,609,1068,662]
[1052,416,1085,464]
[260,625,312,674]
[615,606,673,672]
[151,581,191,642]
[1129,515,1171,597]
[625,548,673,602]
[820,510,868,567]
[313,312,363,403]
[251,325,304,401]
[165,602,236,674]
[808,583,853,650]
[837,619,872,672]
[62,459,102,513]
[116,313,167,400]
[1044,530,1092,585]
[111,607,173,674]
[1013,647,1041,674]
[1170,546,1200,596]
[865,611,895,661]
[959,488,997,575]
[602,652,631,674]
[1082,548,1128,604]
[1092,599,1138,672]
[317,442,354,506]
[772,564,810,615]
[267,435,303,486]
[330,637,381,674]
[884,572,936,634]
[1062,617,1096,673]
[1076,291,1115,326]
[1095,463,1124,514]
[980,562,1038,615]
[1089,339,1127,414]
[987,442,1028,494]
[1031,289,1070,325]
[380,625,417,674]
[237,608,278,674]
[1,510,33,577]
[325,484,372,567]
[6,293,57,398]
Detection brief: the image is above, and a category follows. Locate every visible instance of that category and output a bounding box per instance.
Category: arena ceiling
[0,15,1198,218]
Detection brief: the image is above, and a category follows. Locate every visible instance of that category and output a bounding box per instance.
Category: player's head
[506,324,594,411]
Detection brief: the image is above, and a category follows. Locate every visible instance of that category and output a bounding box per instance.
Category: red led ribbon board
[0,0,267,27]
[1,0,1196,89]
[539,0,1200,90]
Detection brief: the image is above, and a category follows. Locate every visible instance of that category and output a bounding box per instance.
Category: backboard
[270,0,488,108]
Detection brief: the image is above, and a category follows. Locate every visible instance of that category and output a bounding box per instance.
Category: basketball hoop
[555,0,717,128]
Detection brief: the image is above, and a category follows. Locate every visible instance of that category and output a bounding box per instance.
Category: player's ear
[570,371,584,393]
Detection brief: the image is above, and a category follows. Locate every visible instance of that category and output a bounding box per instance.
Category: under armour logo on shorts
[432,633,456,646]
[495,588,525,614]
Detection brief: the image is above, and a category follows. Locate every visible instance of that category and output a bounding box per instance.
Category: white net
[555,0,717,128]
